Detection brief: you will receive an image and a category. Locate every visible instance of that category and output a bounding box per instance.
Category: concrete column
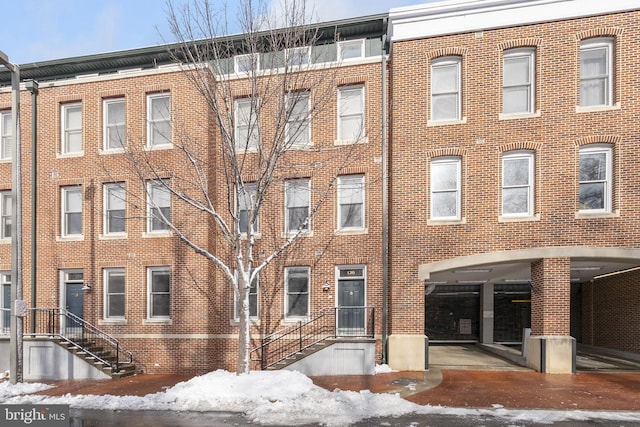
[526,257,575,373]
[480,283,494,343]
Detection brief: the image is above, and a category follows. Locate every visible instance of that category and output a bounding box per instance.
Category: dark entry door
[64,271,84,332]
[337,267,365,335]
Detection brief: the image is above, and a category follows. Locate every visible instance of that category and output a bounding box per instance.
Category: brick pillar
[530,257,571,336]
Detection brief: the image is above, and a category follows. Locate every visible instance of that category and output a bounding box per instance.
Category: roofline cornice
[388,0,639,43]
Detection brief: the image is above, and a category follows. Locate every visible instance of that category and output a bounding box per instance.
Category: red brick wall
[389,11,640,337]
[581,269,640,353]
[0,57,386,373]
[531,258,571,336]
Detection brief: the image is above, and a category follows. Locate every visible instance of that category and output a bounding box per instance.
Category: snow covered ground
[2,368,640,426]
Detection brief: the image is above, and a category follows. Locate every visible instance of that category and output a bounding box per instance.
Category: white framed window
[430,157,461,220]
[502,151,534,217]
[234,270,259,320]
[104,183,125,235]
[62,186,83,237]
[285,47,311,67]
[0,110,13,160]
[285,178,310,234]
[338,39,365,61]
[237,182,258,234]
[1,191,10,240]
[234,98,260,151]
[61,103,83,154]
[234,53,260,74]
[337,85,365,142]
[430,56,461,122]
[285,267,310,319]
[147,180,170,232]
[147,266,170,320]
[147,93,171,147]
[104,98,126,150]
[579,144,612,213]
[337,175,365,230]
[286,91,311,147]
[580,38,613,107]
[503,48,535,114]
[1,272,10,334]
[104,268,125,319]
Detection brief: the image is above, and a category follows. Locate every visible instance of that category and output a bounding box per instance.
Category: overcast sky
[0,0,433,65]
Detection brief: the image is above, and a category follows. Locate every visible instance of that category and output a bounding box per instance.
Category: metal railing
[251,306,374,370]
[23,308,133,373]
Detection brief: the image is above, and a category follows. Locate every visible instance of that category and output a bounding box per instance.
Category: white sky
[0,0,431,65]
[2,368,640,425]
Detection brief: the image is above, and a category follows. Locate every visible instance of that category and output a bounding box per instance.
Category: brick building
[1,0,639,379]
[0,16,388,377]
[387,0,640,373]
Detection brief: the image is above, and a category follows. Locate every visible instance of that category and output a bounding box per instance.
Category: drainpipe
[25,80,38,334]
[381,18,389,363]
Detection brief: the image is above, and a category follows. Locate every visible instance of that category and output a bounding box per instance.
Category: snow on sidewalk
[2,369,640,426]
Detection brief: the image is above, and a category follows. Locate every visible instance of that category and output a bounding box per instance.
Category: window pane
[152,271,170,293]
[503,87,530,114]
[66,106,82,129]
[151,96,170,120]
[108,212,125,233]
[109,273,125,294]
[432,64,458,93]
[580,80,606,106]
[108,186,125,209]
[503,158,530,186]
[340,89,363,113]
[340,116,362,141]
[431,163,458,191]
[341,42,362,60]
[581,48,607,78]
[504,56,530,86]
[287,294,308,317]
[579,183,604,209]
[152,294,170,317]
[340,204,363,228]
[503,187,529,214]
[66,131,83,153]
[580,152,607,181]
[108,102,125,124]
[432,192,457,218]
[431,94,458,121]
[109,295,125,317]
[288,272,308,293]
[288,207,309,231]
[67,213,82,235]
[2,112,12,159]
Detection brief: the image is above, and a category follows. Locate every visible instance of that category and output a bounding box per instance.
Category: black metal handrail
[26,308,133,373]
[250,306,374,370]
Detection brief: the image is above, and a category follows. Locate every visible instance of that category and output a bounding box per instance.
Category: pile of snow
[374,364,397,374]
[2,370,640,426]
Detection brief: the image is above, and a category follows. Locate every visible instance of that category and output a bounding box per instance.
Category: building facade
[387,0,640,373]
[0,16,388,376]
[1,0,640,377]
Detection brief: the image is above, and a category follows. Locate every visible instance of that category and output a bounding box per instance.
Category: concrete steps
[58,339,137,379]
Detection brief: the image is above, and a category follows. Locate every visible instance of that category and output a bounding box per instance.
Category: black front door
[337,267,365,335]
[64,271,84,332]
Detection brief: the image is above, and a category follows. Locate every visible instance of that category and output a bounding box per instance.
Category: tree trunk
[236,280,251,374]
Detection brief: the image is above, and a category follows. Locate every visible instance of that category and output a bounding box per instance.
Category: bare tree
[121,0,368,374]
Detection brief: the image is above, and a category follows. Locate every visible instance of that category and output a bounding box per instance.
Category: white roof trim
[389,0,639,42]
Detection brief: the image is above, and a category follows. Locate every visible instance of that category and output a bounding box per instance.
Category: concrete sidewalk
[32,345,640,411]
